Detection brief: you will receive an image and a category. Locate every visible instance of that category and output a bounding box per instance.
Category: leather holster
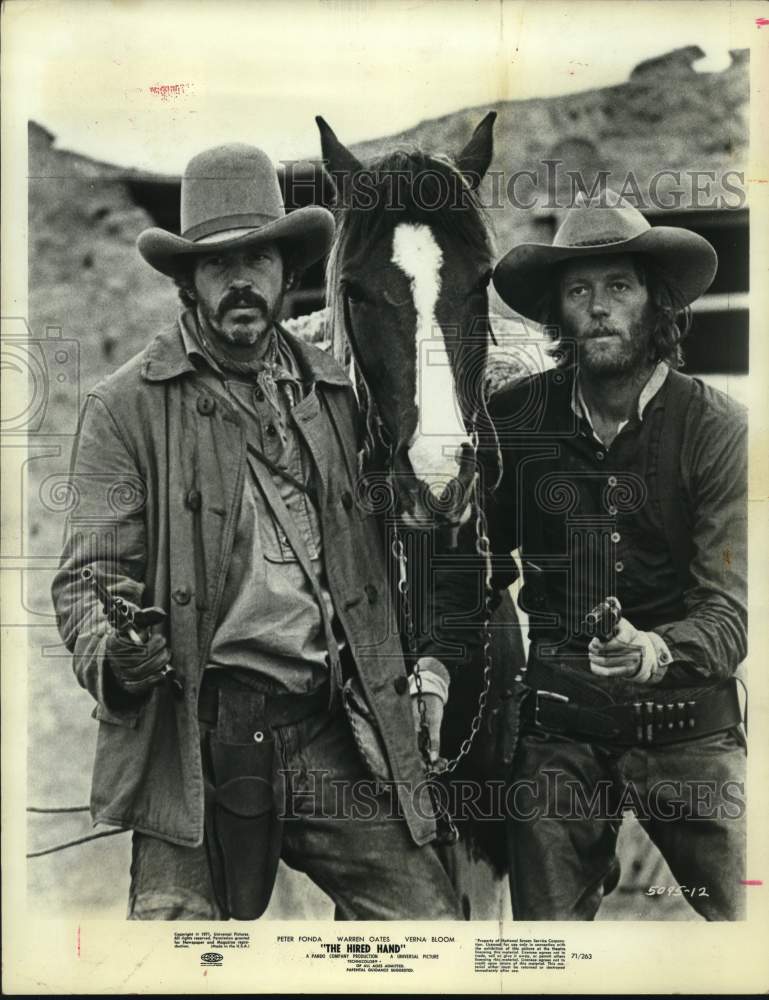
[201,686,284,921]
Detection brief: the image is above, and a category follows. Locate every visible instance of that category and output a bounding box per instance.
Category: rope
[26,828,126,859]
[27,805,90,814]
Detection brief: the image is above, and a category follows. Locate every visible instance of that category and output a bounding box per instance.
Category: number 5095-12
[645,885,709,897]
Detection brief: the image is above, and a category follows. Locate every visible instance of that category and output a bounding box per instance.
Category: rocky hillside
[28,122,180,382]
[351,46,748,247]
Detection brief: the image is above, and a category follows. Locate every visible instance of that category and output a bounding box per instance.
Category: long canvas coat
[51,321,438,847]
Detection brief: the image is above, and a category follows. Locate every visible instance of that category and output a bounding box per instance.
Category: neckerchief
[182,309,304,419]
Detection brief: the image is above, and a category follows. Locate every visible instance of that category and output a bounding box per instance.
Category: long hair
[537,254,693,369]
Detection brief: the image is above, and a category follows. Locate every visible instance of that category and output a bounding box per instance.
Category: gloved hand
[105,629,172,695]
[588,618,670,685]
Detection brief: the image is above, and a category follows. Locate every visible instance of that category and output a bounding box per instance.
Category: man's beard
[569,317,654,377]
[200,286,282,348]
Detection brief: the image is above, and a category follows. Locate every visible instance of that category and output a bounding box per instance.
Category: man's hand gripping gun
[81,567,183,698]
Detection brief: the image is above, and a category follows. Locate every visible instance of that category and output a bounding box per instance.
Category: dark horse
[316,114,527,917]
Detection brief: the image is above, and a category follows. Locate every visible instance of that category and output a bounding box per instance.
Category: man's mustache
[217,287,269,320]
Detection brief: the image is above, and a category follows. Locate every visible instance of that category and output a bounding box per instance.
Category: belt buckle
[534,689,570,730]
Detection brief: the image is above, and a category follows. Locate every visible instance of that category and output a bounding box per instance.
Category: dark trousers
[128,690,462,921]
[506,726,746,921]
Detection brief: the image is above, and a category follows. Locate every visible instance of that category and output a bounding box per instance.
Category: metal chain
[392,530,432,763]
[391,416,495,781]
[391,523,458,844]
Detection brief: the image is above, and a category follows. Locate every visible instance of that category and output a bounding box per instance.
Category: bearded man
[482,190,747,920]
[51,144,460,920]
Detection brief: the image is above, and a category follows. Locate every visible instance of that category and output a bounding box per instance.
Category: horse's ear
[316,116,363,199]
[455,111,496,190]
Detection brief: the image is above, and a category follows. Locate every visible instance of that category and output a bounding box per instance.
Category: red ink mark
[756,17,769,27]
[149,83,191,102]
[76,925,81,957]
[741,879,763,885]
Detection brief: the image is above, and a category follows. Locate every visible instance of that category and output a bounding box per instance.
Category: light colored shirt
[179,313,338,693]
[572,361,670,445]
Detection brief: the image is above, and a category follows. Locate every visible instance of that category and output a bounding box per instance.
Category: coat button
[185,489,201,511]
[341,491,353,511]
[364,583,377,604]
[393,675,408,695]
[172,587,191,605]
[197,395,215,416]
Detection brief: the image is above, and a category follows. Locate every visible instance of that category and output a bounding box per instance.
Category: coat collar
[141,313,350,388]
[280,323,351,387]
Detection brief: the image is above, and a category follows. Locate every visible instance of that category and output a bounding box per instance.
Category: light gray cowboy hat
[492,188,718,322]
[138,143,334,277]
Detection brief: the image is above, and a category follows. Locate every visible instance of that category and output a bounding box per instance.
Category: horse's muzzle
[398,473,475,529]
[394,440,476,528]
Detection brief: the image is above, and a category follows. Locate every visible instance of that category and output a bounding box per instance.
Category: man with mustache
[481,189,747,920]
[51,144,459,920]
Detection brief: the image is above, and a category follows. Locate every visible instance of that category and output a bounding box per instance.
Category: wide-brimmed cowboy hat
[138,143,334,277]
[492,188,718,322]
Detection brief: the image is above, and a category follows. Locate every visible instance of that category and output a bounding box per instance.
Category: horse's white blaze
[391,223,469,495]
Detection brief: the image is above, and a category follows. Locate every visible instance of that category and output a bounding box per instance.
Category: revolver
[81,567,183,697]
[583,596,622,642]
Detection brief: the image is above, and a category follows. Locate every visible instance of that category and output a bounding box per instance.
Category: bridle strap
[340,283,497,837]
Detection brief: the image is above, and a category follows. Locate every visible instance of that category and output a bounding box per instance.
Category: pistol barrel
[80,566,112,607]
[583,596,622,641]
